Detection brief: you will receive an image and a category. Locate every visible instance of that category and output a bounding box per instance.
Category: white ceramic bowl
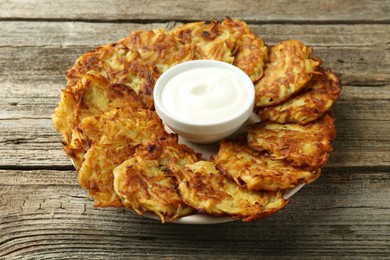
[153,60,255,143]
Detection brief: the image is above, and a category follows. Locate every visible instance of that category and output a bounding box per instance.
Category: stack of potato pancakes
[52,18,341,223]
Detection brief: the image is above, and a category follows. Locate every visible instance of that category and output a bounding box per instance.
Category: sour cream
[154,60,254,143]
[160,67,249,124]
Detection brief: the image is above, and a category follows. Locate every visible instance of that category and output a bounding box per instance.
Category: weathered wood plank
[0,118,68,168]
[0,0,389,23]
[1,22,389,48]
[0,45,388,87]
[1,21,389,85]
[0,169,389,258]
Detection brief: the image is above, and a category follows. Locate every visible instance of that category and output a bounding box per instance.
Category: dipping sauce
[154,60,254,143]
[160,67,250,124]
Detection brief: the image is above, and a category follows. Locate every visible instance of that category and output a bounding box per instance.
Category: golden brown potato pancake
[172,20,236,63]
[255,40,321,107]
[121,28,193,73]
[213,141,320,191]
[248,113,336,168]
[78,134,178,208]
[113,140,200,222]
[52,72,145,145]
[74,109,174,207]
[65,42,159,109]
[65,42,129,83]
[172,18,268,81]
[78,142,136,207]
[259,69,341,124]
[221,18,268,82]
[65,108,170,170]
[173,161,287,222]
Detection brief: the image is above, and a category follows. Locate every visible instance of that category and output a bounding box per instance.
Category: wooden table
[1,1,389,258]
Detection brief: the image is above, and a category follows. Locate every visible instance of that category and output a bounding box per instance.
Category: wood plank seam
[1,17,390,25]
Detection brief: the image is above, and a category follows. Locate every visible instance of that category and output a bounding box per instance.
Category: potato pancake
[173,161,287,222]
[65,108,169,170]
[213,141,320,191]
[65,42,130,83]
[172,20,235,63]
[255,40,321,107]
[113,140,200,222]
[52,72,145,145]
[221,18,268,82]
[65,41,159,109]
[121,28,193,73]
[248,113,336,168]
[78,143,136,207]
[259,69,341,124]
[75,109,173,207]
[172,18,268,82]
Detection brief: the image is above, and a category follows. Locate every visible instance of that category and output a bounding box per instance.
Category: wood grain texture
[2,22,389,47]
[1,169,389,258]
[0,0,389,23]
[1,1,390,258]
[0,22,389,85]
